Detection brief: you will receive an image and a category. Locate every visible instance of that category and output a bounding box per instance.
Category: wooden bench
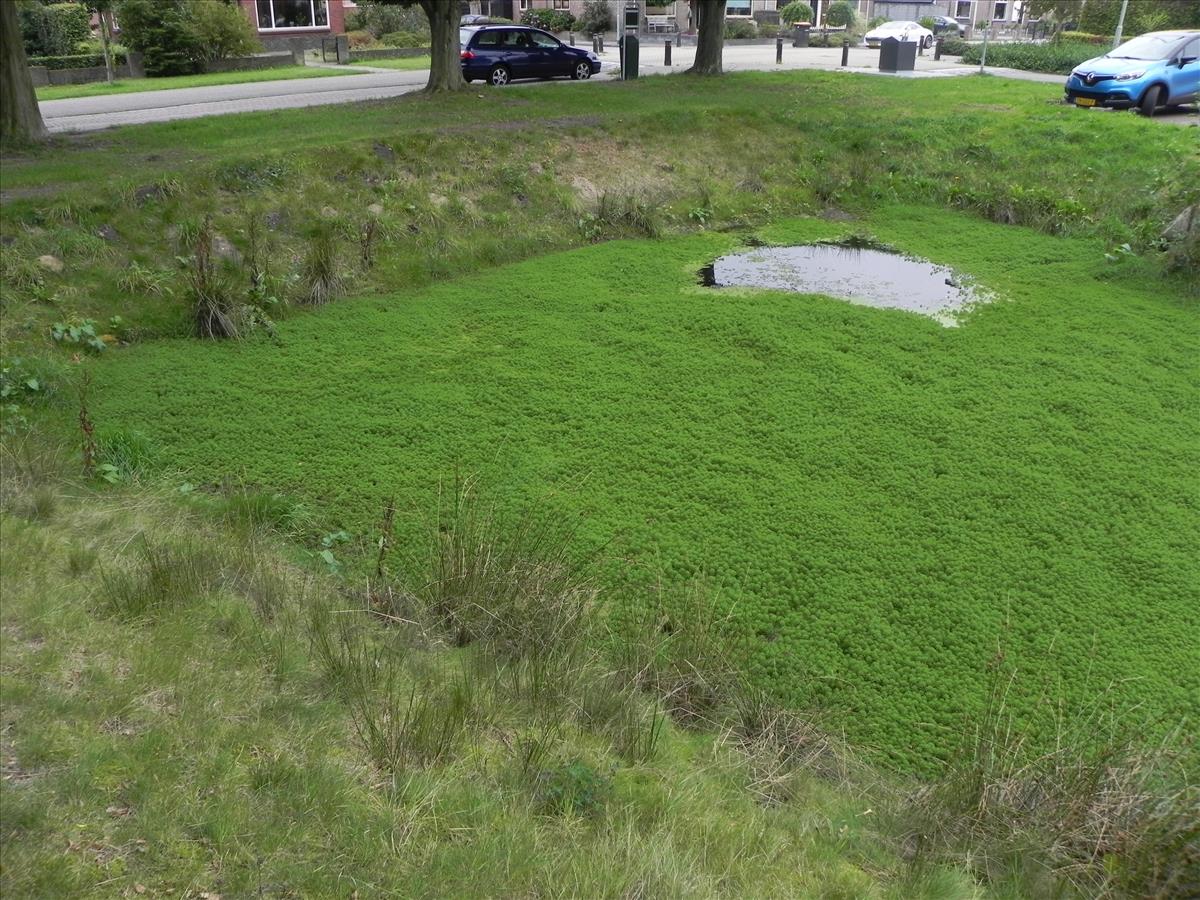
[645,15,677,33]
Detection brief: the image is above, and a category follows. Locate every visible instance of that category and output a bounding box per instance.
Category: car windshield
[1106,33,1180,60]
[881,21,917,30]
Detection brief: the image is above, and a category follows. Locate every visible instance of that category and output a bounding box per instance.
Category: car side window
[510,30,533,48]
[1180,38,1198,64]
[475,31,501,48]
[531,32,559,49]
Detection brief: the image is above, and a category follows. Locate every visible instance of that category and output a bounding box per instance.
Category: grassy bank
[2,69,1198,897]
[34,65,367,102]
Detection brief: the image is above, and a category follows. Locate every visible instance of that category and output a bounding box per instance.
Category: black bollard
[592,34,598,53]
[569,32,575,47]
[598,34,604,53]
[665,38,672,66]
[841,39,849,67]
[776,36,783,64]
[934,37,943,60]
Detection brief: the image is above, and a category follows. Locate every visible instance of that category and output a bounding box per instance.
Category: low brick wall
[348,47,431,61]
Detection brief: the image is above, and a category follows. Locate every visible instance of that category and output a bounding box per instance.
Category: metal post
[979,27,989,73]
[569,32,575,46]
[841,39,849,67]
[776,36,783,64]
[598,34,604,53]
[1112,0,1129,49]
[665,38,672,66]
[934,36,943,60]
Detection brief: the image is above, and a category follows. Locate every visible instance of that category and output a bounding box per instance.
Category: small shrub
[117,262,174,298]
[1057,30,1108,45]
[828,1,857,29]
[188,0,261,62]
[758,23,781,38]
[345,29,377,49]
[51,317,107,353]
[188,217,241,338]
[95,427,157,482]
[779,1,815,25]
[533,759,612,816]
[380,31,426,48]
[724,19,758,39]
[521,9,576,33]
[939,37,970,56]
[115,0,200,77]
[576,0,613,34]
[41,3,90,57]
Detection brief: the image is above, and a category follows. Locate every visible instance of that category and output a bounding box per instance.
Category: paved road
[36,44,1197,133]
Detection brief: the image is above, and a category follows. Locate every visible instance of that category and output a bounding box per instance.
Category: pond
[699,241,987,326]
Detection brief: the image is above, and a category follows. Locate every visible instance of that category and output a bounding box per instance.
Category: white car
[864,20,934,50]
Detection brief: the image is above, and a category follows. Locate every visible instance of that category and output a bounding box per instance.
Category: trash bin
[792,23,811,48]
[878,36,916,72]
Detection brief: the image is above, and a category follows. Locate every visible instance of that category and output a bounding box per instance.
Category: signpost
[622,1,639,80]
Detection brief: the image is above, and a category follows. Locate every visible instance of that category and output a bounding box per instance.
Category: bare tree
[1,0,48,145]
[688,0,727,76]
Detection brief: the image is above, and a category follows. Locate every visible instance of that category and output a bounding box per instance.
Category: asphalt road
[35,44,1198,133]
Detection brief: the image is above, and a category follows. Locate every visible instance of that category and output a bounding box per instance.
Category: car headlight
[1115,70,1145,80]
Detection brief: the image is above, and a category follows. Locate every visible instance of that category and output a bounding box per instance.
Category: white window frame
[256,0,331,32]
[992,1,1007,21]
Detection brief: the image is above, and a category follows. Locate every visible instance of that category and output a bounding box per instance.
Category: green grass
[85,205,1199,772]
[352,55,432,71]
[0,477,982,898]
[33,65,369,102]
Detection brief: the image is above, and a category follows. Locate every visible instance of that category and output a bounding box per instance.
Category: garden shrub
[938,37,970,56]
[758,23,780,38]
[961,40,1100,74]
[27,52,127,70]
[380,31,428,49]
[187,0,261,62]
[779,1,814,25]
[44,3,91,56]
[576,0,613,34]
[115,0,200,76]
[345,0,428,39]
[724,19,758,39]
[1057,30,1108,45]
[345,30,377,49]
[827,1,856,29]
[521,9,576,33]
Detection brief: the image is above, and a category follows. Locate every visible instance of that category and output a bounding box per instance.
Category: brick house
[236,0,350,48]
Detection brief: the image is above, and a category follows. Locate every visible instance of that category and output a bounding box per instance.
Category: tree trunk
[688,0,726,75]
[0,0,47,145]
[420,0,465,93]
[99,10,114,85]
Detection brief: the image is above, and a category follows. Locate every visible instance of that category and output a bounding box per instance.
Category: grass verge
[34,65,369,102]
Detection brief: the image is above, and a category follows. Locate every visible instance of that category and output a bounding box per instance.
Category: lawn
[33,65,368,101]
[88,204,1199,772]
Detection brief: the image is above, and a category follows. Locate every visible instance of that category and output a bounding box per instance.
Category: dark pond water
[699,242,986,326]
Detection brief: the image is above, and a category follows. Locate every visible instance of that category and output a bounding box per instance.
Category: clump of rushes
[300,224,344,305]
[190,216,240,339]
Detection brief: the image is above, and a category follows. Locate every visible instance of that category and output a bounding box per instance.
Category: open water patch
[699,240,988,326]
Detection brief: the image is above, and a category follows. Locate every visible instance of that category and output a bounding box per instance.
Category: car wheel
[1137,84,1163,116]
[922,35,933,49]
[489,65,510,86]
[571,61,592,80]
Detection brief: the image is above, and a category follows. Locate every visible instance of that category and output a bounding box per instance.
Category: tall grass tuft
[189,216,241,339]
[100,534,226,619]
[300,225,344,305]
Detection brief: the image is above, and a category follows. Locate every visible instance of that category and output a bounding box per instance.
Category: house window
[518,0,531,10]
[955,0,971,17]
[992,1,1007,20]
[727,0,751,16]
[553,0,569,9]
[256,0,329,30]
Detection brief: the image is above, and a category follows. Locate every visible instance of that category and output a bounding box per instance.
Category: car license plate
[1074,97,1097,107]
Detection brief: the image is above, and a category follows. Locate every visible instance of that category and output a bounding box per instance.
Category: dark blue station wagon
[460,25,602,86]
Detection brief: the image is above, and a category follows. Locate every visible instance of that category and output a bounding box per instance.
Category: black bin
[878,36,916,72]
[792,24,810,48]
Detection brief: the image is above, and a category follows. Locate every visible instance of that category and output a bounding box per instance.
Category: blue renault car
[460,25,602,86]
[1064,30,1199,116]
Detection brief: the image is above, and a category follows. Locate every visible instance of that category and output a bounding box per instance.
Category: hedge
[520,9,576,32]
[961,40,1100,75]
[1058,30,1109,45]
[28,52,128,70]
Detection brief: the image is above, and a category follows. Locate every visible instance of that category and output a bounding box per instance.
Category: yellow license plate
[1074,97,1097,107]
